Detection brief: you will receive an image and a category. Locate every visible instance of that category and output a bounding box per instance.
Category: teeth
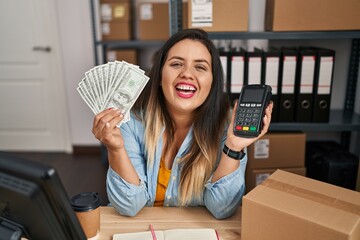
[176,85,196,91]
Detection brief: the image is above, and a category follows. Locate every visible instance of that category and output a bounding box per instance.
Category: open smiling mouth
[175,84,197,93]
[175,83,197,99]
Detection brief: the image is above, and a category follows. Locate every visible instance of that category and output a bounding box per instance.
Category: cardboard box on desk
[137,0,188,40]
[242,170,360,240]
[265,0,360,31]
[247,132,306,169]
[188,0,248,32]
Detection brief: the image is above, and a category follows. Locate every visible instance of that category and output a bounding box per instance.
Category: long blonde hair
[133,29,230,205]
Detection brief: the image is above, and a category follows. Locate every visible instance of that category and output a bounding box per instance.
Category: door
[0,0,72,152]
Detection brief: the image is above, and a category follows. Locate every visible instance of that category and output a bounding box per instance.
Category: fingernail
[115,109,121,115]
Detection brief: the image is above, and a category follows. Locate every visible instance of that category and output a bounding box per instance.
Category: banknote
[77,61,149,127]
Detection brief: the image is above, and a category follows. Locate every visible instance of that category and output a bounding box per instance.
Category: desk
[98,206,242,240]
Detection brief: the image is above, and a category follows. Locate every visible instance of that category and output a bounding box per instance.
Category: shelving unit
[90,0,360,151]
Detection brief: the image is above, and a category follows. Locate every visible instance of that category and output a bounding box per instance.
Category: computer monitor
[0,151,86,240]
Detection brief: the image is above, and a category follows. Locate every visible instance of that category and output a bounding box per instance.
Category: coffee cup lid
[70,192,101,212]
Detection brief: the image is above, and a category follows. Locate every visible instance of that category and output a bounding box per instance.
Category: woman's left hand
[225,101,273,151]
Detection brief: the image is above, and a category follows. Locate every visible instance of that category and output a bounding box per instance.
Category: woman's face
[161,39,213,116]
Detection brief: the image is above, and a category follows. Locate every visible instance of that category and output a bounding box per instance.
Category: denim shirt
[106,113,248,219]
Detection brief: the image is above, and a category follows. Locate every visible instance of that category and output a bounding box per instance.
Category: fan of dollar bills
[77,61,149,126]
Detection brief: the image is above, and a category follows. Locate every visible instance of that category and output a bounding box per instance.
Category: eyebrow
[167,56,211,67]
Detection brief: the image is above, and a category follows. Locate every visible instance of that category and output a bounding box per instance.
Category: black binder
[263,47,281,122]
[295,48,316,122]
[278,47,297,122]
[229,50,246,104]
[245,49,263,85]
[311,47,335,122]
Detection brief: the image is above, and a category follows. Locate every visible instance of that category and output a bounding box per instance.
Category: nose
[179,65,194,79]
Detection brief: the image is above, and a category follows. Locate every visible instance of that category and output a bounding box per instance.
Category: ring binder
[311,47,335,122]
[263,47,281,122]
[229,50,246,104]
[278,47,297,122]
[295,48,316,122]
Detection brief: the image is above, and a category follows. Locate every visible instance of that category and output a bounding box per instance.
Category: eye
[169,61,183,68]
[195,64,207,71]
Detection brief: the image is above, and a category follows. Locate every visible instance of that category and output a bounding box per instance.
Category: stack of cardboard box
[245,132,307,193]
[100,0,132,40]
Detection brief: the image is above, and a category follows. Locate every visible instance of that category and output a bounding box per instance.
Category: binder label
[265,57,279,94]
[231,56,245,93]
[300,56,315,93]
[248,57,262,85]
[318,57,334,94]
[282,56,296,94]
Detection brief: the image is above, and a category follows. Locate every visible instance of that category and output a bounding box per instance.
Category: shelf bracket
[344,39,360,111]
[90,0,100,66]
[169,0,182,36]
[341,39,360,149]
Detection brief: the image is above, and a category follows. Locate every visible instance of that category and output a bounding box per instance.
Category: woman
[92,29,273,219]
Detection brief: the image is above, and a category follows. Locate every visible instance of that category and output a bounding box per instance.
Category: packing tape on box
[261,178,360,215]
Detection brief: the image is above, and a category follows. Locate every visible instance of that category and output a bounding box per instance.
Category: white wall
[56,0,99,146]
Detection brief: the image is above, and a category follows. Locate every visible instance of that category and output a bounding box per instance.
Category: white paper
[191,0,213,27]
[254,139,269,159]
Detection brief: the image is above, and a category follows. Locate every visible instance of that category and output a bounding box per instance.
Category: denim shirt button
[167,195,171,199]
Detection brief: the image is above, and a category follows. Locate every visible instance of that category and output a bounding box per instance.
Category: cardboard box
[137,1,188,40]
[188,0,248,32]
[247,132,306,169]
[242,170,360,240]
[245,167,306,193]
[266,0,360,31]
[101,21,131,40]
[106,49,137,64]
[100,1,131,22]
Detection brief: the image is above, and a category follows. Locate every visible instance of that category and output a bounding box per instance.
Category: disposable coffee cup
[71,192,101,239]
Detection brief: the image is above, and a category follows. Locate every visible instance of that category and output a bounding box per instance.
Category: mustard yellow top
[154,159,172,206]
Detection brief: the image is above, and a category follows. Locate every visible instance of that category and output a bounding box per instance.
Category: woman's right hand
[92,108,125,151]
